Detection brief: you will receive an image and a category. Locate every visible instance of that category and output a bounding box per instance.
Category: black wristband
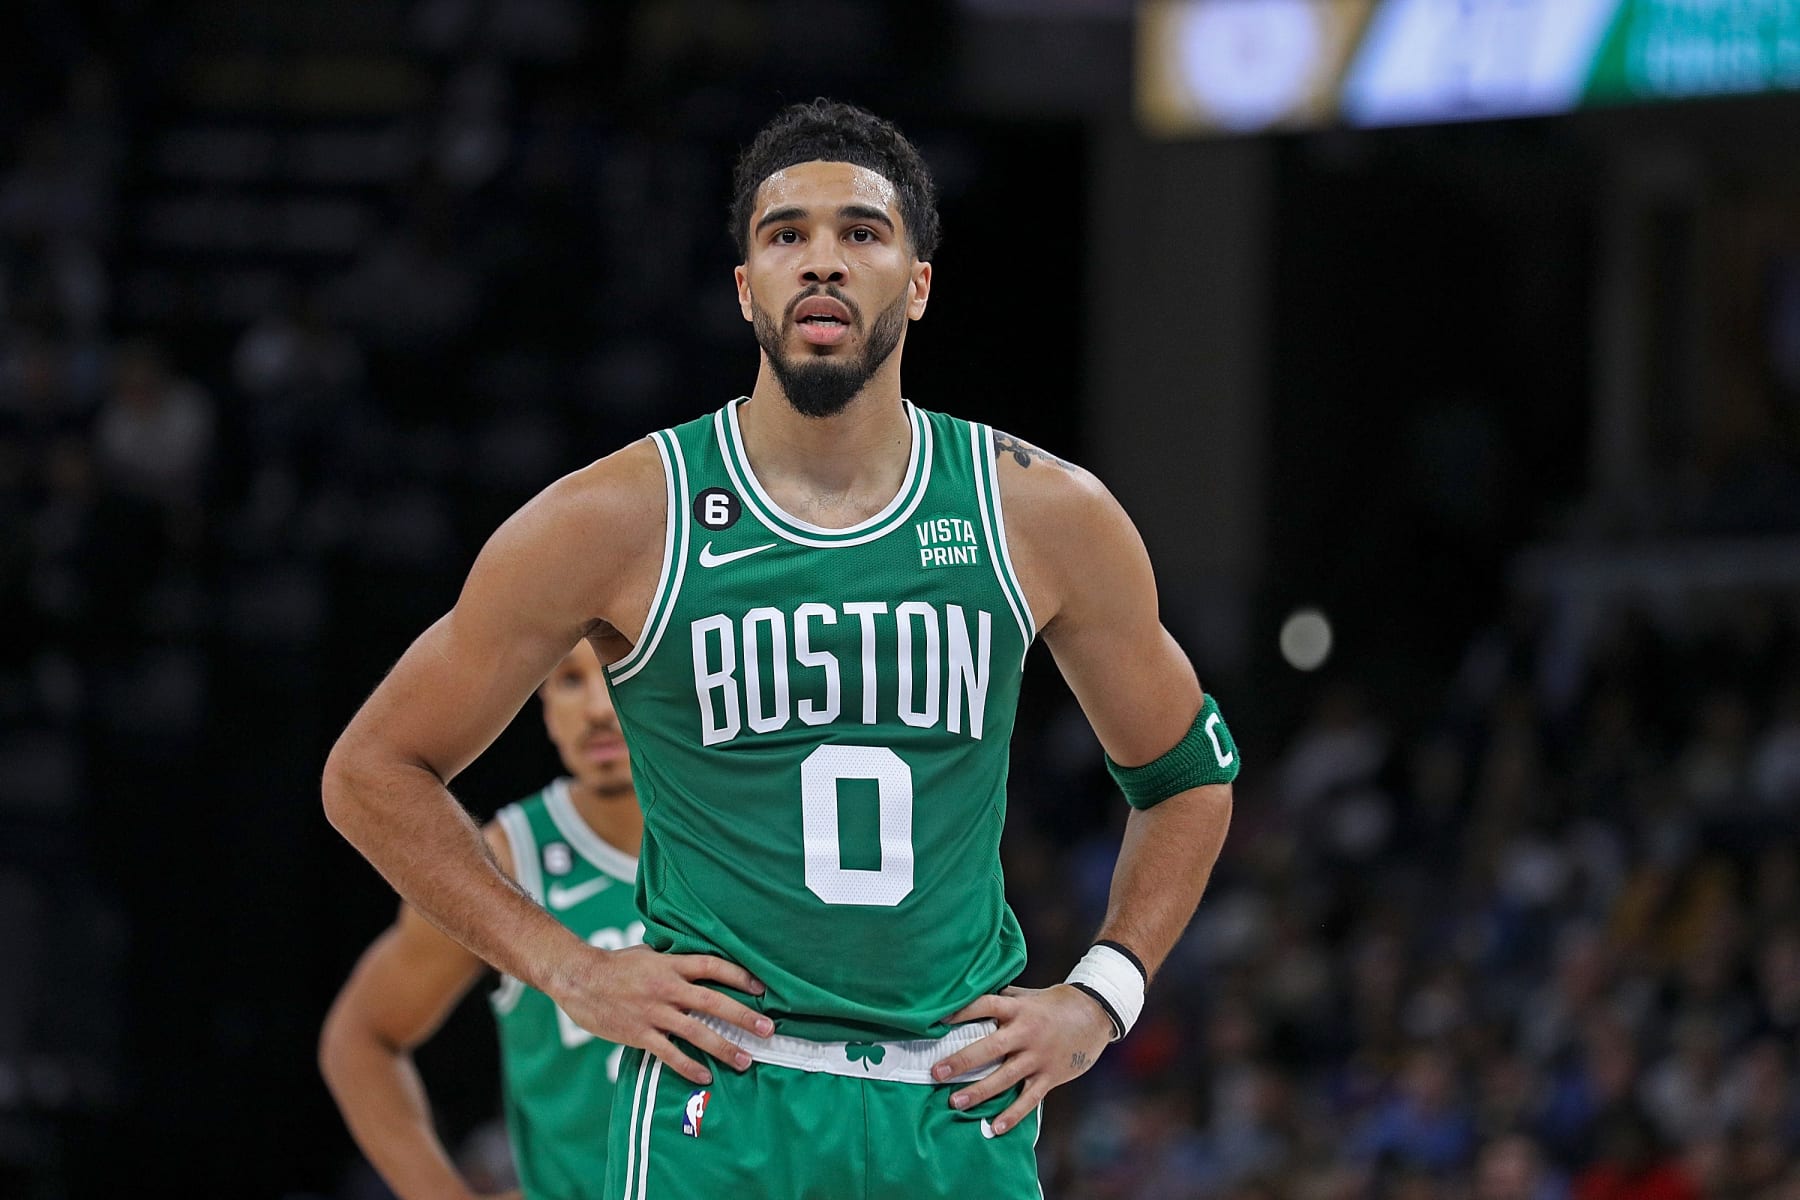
[1095,939,1148,984]
[1068,981,1125,1040]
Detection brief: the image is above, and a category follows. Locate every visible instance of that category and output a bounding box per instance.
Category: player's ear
[735,264,755,322]
[908,260,931,320]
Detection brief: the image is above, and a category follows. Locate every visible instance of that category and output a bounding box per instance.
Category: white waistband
[693,1015,1000,1085]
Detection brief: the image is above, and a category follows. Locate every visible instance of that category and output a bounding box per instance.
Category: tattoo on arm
[992,431,1072,471]
[1070,1050,1090,1070]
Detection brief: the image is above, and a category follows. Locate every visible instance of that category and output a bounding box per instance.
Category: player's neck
[741,364,912,519]
[567,781,644,858]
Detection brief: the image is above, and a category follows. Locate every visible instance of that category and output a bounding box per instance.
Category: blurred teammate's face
[540,640,633,798]
[736,161,931,418]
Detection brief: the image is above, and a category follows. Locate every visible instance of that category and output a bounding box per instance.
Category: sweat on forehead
[752,162,901,227]
[728,98,941,261]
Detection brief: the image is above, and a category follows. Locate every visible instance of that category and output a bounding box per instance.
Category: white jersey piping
[972,423,1036,653]
[715,400,934,548]
[545,777,639,883]
[609,431,691,686]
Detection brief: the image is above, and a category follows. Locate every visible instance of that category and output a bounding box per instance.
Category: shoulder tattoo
[992,430,1072,471]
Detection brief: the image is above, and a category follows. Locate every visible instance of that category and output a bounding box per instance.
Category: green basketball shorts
[603,1021,1042,1199]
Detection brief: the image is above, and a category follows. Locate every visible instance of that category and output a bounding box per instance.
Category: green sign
[1588,0,1800,102]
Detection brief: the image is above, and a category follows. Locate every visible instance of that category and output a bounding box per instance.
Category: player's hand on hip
[929,984,1112,1136]
[550,943,774,1086]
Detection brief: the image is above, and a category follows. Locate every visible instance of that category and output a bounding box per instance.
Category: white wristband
[1064,943,1146,1041]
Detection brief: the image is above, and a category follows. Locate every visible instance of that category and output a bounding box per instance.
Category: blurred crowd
[1013,589,1800,1200]
[0,1,753,1188]
[0,3,969,1191]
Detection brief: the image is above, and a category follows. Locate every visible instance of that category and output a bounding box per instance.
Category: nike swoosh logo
[979,1118,997,1140]
[546,877,613,909]
[698,541,776,568]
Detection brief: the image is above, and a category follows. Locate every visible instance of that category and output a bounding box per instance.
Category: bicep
[1038,481,1202,766]
[335,476,620,785]
[347,607,571,788]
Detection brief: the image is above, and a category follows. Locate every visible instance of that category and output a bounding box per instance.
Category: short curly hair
[730,99,940,263]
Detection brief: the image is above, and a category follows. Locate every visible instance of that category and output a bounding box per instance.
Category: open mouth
[795,316,850,346]
[792,295,855,327]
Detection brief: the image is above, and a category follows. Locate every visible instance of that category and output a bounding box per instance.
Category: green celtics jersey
[490,780,644,1200]
[605,398,1035,1042]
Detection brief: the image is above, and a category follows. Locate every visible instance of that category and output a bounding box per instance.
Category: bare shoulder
[988,428,1145,630]
[989,428,1110,512]
[475,436,669,640]
[514,436,666,552]
[991,429,1080,474]
[988,428,1128,552]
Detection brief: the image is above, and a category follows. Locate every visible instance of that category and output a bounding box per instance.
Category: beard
[753,284,908,419]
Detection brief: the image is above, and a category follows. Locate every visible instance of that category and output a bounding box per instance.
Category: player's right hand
[549,943,772,1085]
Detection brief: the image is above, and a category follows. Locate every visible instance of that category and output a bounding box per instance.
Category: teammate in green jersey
[320,639,644,1200]
[323,100,1235,1198]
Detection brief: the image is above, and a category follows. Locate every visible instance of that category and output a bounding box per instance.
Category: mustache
[784,284,862,327]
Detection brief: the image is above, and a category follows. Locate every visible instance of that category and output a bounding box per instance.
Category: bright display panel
[1139,0,1800,135]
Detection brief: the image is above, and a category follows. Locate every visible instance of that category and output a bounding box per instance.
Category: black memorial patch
[693,487,742,531]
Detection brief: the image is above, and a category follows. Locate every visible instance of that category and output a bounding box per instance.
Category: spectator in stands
[1351,1044,1478,1174]
[1473,1133,1568,1200]
[92,338,212,515]
[1569,1105,1698,1200]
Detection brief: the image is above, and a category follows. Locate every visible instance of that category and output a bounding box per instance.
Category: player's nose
[799,245,847,286]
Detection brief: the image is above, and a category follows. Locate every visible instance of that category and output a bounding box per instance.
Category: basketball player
[320,640,642,1200]
[322,100,1236,1198]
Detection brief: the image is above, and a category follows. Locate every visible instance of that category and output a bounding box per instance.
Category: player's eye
[773,228,800,245]
[848,227,877,243]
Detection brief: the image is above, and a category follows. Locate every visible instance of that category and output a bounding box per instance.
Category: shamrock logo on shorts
[844,1041,886,1070]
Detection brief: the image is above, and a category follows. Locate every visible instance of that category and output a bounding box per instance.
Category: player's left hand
[928,983,1113,1136]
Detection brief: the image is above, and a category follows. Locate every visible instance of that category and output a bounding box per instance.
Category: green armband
[1105,694,1240,810]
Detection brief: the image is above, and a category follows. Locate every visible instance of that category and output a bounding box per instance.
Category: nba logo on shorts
[681,1089,711,1137]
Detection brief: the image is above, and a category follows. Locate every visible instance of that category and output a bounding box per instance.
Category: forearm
[927,787,1232,1130]
[322,751,578,991]
[320,1023,475,1200]
[1093,783,1232,978]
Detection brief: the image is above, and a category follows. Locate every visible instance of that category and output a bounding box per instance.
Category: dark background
[4,2,1800,1197]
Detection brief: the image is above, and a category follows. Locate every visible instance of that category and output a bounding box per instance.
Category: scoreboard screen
[1138,0,1800,135]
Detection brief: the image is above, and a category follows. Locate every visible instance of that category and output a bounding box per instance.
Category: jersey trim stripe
[620,1053,650,1199]
[971,424,1036,649]
[1033,1100,1046,1200]
[716,399,934,547]
[634,1059,662,1199]
[609,431,691,686]
[490,802,539,1015]
[546,778,639,883]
